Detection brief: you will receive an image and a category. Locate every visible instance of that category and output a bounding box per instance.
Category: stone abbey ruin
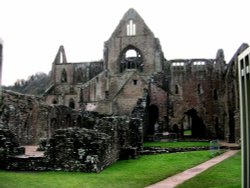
[0,8,247,172]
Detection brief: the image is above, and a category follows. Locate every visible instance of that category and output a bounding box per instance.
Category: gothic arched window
[120,47,143,73]
[61,69,67,83]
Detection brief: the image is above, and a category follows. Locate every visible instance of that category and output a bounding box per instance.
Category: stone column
[238,47,250,188]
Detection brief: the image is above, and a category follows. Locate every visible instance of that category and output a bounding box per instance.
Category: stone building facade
[39,9,247,142]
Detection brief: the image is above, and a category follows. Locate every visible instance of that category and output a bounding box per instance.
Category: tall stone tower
[102,8,165,115]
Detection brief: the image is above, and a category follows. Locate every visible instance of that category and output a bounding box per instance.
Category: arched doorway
[148,104,159,135]
[183,108,206,138]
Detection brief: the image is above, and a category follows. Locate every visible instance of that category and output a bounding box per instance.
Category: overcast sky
[1,0,250,86]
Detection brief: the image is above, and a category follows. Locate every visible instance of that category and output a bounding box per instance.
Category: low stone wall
[6,156,46,171]
[45,128,114,172]
[44,115,143,172]
[141,146,210,155]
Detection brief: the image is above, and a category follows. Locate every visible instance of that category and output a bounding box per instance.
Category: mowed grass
[177,151,241,188]
[144,141,210,148]
[0,151,211,188]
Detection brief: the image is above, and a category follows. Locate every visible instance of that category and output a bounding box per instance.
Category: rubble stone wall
[1,90,48,144]
[0,126,25,169]
[0,90,143,172]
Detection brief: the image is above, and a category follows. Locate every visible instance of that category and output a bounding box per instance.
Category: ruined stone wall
[0,123,25,168]
[112,73,148,115]
[43,112,142,172]
[45,57,104,109]
[223,43,248,142]
[167,59,225,138]
[149,83,168,123]
[80,71,107,103]
[45,128,114,172]
[1,90,49,144]
[52,59,103,85]
[1,110,143,172]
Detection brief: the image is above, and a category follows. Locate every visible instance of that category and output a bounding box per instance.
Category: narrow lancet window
[61,69,67,83]
[127,20,136,36]
[175,85,179,94]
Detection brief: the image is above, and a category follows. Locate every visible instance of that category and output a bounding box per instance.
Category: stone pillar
[238,47,250,188]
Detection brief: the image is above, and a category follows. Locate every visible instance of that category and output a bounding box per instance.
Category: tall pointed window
[127,20,136,36]
[61,69,67,83]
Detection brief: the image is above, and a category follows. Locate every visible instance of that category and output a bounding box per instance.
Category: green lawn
[177,151,241,188]
[0,150,212,188]
[184,130,192,135]
[144,141,210,148]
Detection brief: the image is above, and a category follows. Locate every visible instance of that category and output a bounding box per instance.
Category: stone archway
[184,108,206,138]
[148,104,159,135]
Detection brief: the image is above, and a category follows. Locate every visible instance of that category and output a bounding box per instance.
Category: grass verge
[177,151,241,188]
[0,150,212,188]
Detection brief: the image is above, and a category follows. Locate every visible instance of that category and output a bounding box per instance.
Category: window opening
[175,85,179,94]
[133,79,138,85]
[70,87,74,94]
[120,47,142,73]
[213,89,218,100]
[197,84,203,95]
[127,20,136,36]
[172,62,185,71]
[69,99,75,109]
[60,52,64,63]
[193,61,206,71]
[52,99,58,104]
[61,69,67,83]
[105,91,109,99]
